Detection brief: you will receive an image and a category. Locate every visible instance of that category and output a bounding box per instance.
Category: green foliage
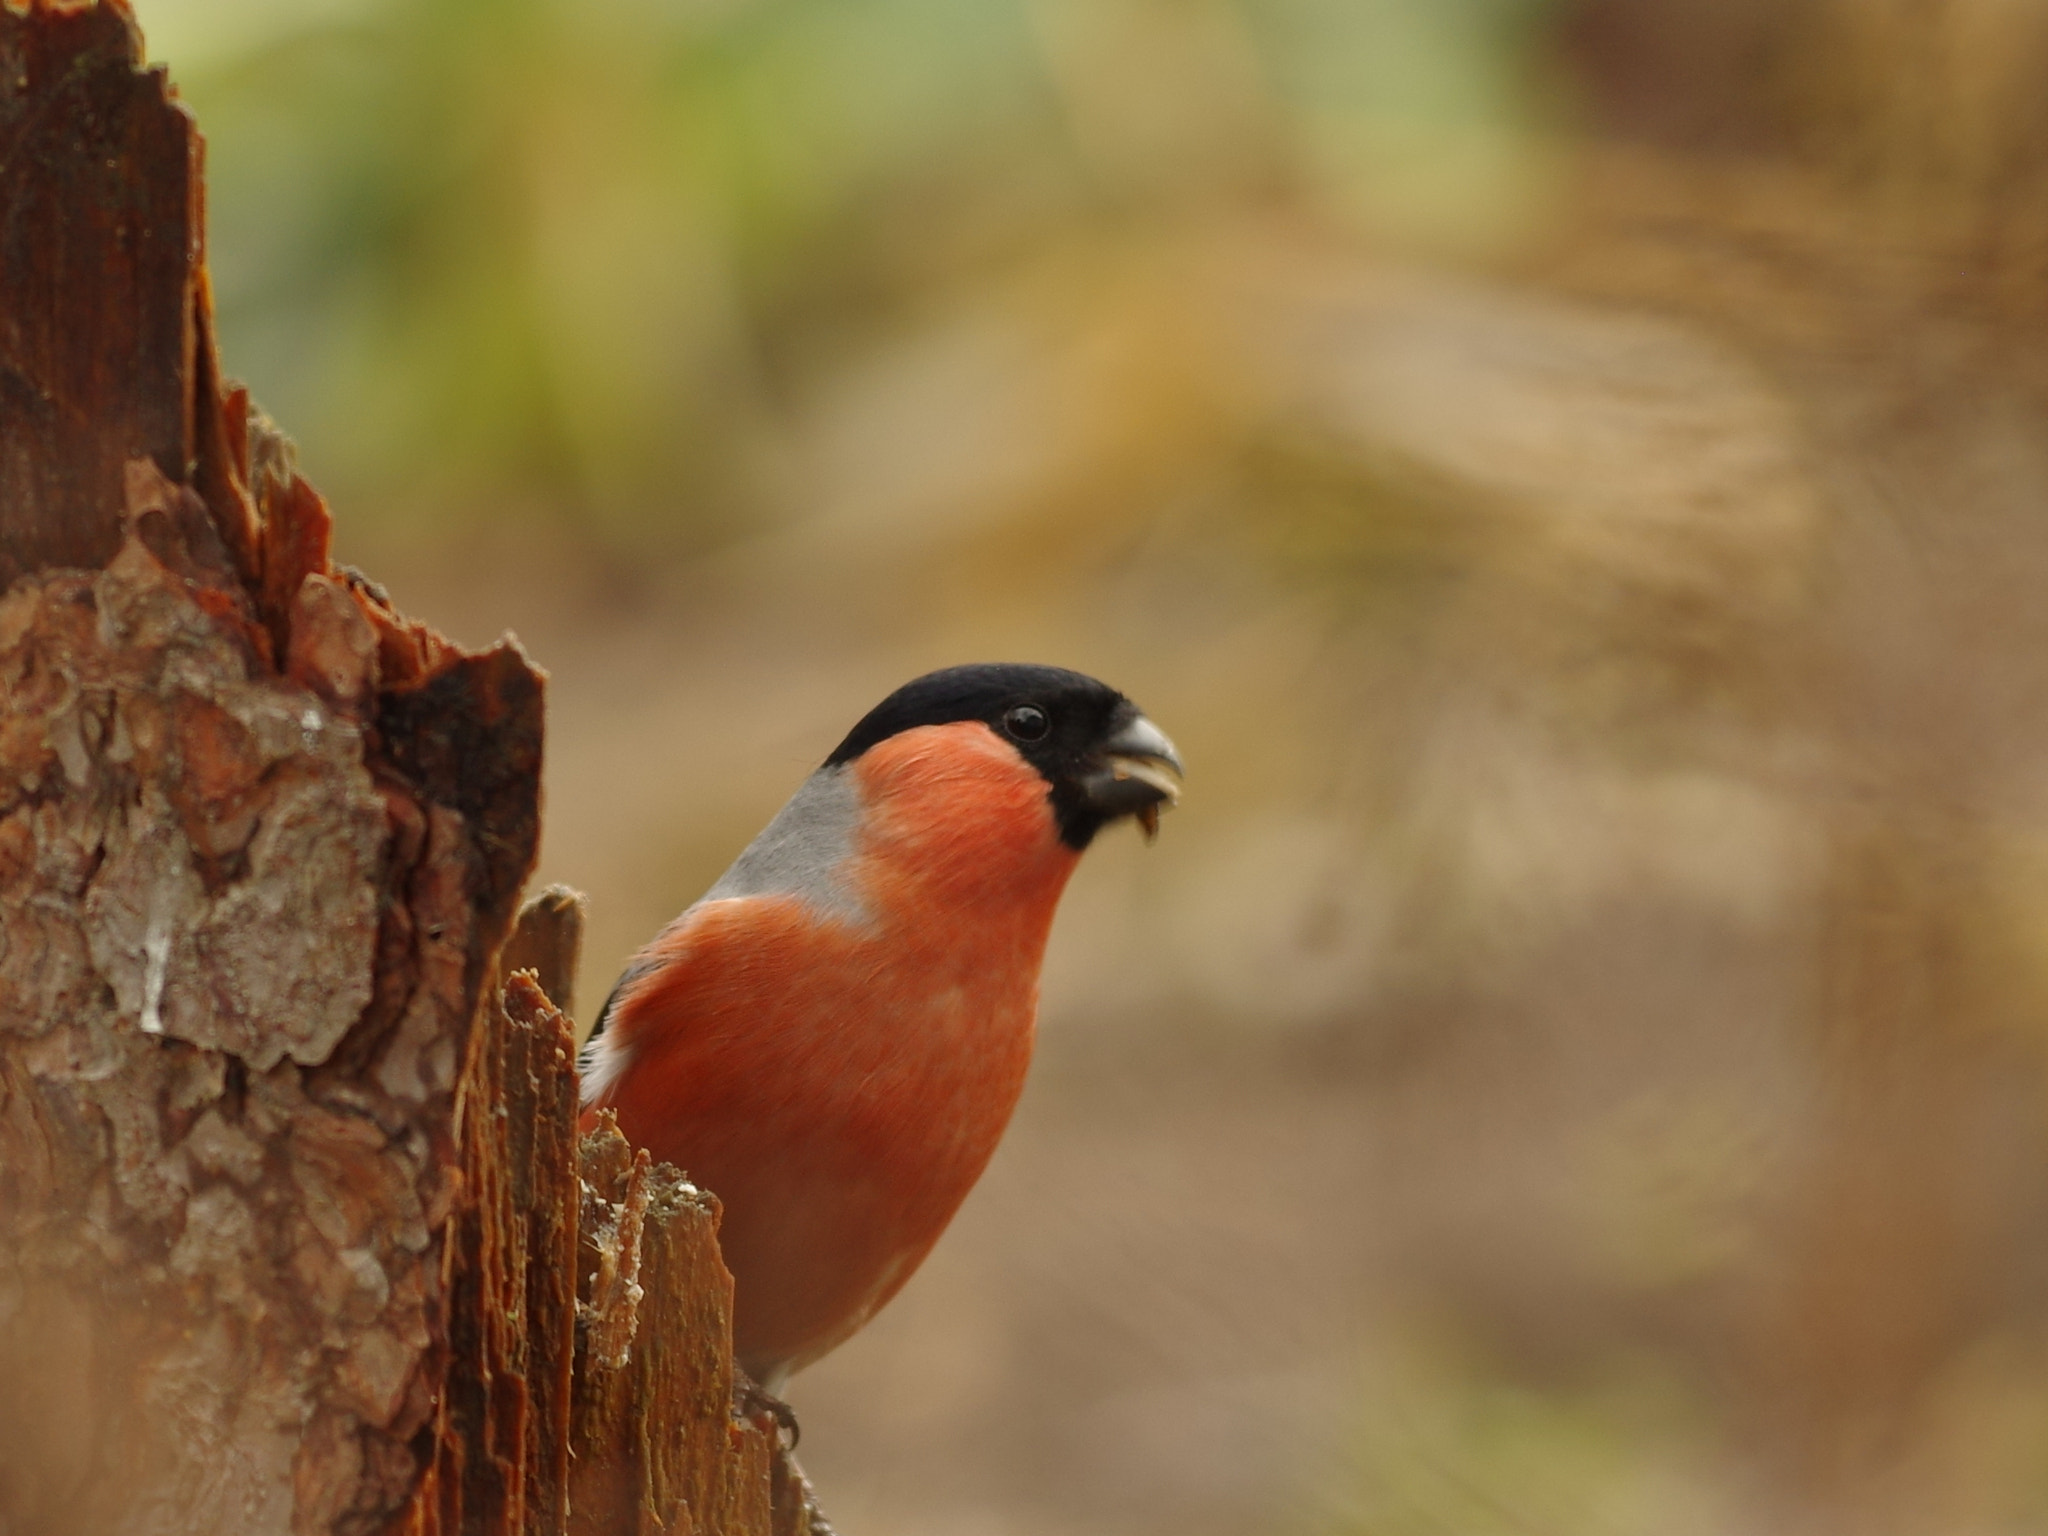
[146,0,1561,552]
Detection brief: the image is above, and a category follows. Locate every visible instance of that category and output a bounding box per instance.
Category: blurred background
[145,1,2048,1532]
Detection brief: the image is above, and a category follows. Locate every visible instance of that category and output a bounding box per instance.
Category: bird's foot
[733,1370,801,1448]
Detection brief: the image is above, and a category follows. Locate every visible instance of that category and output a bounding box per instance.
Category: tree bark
[0,5,821,1532]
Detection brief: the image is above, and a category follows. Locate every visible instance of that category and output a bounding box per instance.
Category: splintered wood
[572,1101,832,1535]
[573,1124,781,1536]
[402,965,581,1536]
[403,896,826,1536]
[1,3,826,1532]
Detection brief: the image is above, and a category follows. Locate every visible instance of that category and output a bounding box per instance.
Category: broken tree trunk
[0,5,820,1532]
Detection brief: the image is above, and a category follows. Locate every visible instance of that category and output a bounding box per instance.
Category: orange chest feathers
[590,720,1080,1243]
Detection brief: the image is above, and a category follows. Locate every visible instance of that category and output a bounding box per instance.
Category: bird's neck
[848,720,1081,928]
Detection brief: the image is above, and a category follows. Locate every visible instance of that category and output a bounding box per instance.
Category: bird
[577,663,1181,1397]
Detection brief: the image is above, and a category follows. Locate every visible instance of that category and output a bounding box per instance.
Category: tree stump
[0,5,821,1531]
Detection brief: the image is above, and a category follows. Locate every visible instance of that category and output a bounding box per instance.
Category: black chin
[1050,768,1174,850]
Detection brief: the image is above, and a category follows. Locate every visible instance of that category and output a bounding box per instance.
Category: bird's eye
[1003,704,1050,742]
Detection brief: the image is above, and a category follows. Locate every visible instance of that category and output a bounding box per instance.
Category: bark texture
[0,5,826,1533]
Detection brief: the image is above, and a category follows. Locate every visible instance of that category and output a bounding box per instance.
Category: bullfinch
[577,663,1182,1394]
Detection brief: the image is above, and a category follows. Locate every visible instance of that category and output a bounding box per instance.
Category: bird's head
[826,663,1183,850]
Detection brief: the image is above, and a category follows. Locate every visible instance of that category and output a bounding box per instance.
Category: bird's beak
[1081,712,1184,841]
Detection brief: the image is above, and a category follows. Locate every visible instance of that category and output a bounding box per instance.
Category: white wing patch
[578,1025,634,1108]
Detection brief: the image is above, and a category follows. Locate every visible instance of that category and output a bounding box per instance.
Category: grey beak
[1101,713,1183,778]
